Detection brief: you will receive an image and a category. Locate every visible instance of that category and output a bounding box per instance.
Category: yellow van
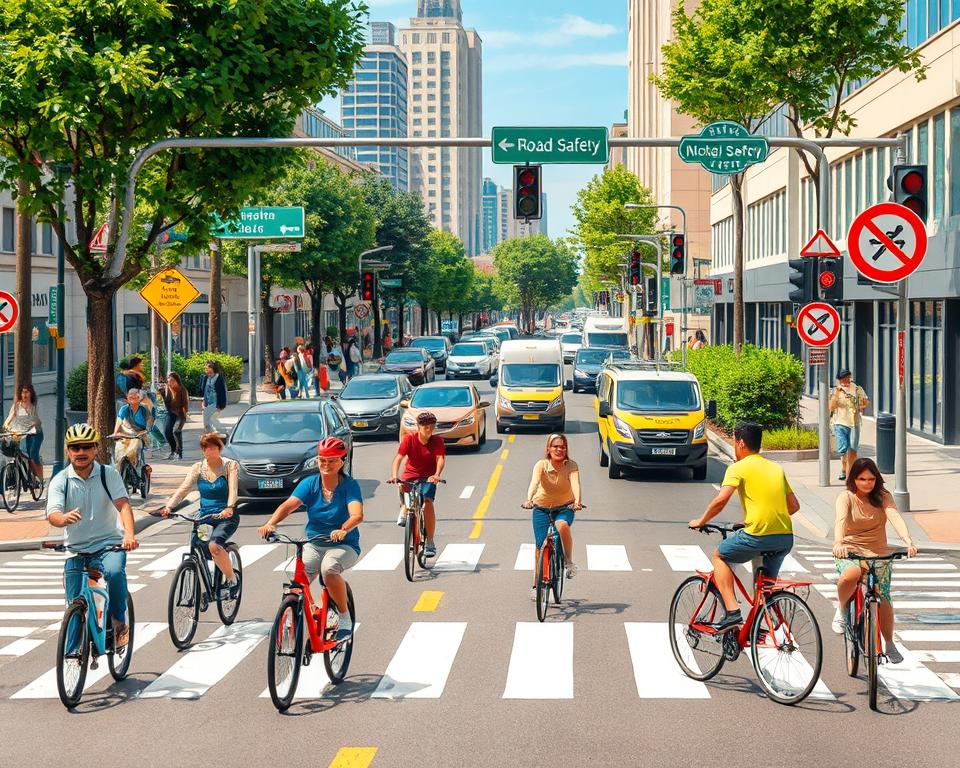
[491,339,570,433]
[594,361,716,480]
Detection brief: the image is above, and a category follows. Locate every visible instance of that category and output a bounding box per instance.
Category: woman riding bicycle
[3,384,43,487]
[113,388,153,474]
[160,433,240,596]
[831,457,918,664]
[521,433,582,601]
[258,437,363,639]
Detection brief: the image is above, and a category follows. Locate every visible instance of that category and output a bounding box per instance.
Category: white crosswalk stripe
[433,543,485,572]
[0,638,45,657]
[660,544,711,572]
[625,623,710,698]
[503,622,573,699]
[352,543,405,571]
[371,622,466,699]
[586,545,632,571]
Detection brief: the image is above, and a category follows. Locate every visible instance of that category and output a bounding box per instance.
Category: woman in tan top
[521,433,583,600]
[831,457,918,664]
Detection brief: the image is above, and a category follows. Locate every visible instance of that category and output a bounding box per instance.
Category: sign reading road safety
[796,302,840,348]
[0,290,20,334]
[800,229,841,258]
[847,202,927,283]
[139,268,201,325]
[492,126,609,165]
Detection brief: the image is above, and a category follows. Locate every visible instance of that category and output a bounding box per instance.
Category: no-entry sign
[0,290,20,334]
[796,302,840,347]
[847,202,927,283]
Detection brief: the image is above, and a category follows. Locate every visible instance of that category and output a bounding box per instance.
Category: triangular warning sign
[800,229,841,258]
[89,222,109,253]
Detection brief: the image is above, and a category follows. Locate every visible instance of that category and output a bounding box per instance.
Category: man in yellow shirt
[689,422,800,631]
[829,368,869,481]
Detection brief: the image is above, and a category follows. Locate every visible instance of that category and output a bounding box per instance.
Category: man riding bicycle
[113,388,153,475]
[46,423,139,648]
[688,421,800,632]
[390,411,445,558]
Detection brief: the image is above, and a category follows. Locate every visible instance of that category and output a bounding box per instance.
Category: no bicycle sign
[796,302,840,348]
[847,202,927,284]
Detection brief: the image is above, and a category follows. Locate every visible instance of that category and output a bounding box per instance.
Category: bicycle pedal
[90,657,99,671]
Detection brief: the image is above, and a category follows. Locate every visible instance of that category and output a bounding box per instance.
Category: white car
[445,341,497,379]
[560,332,583,363]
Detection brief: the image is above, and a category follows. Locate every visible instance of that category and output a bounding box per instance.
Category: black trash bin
[876,412,896,474]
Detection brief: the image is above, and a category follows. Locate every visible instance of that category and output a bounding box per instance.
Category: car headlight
[458,414,475,427]
[573,368,586,377]
[498,396,513,411]
[693,419,706,441]
[549,395,563,410]
[402,416,416,427]
[381,404,400,417]
[303,455,319,470]
[447,360,459,368]
[612,415,634,441]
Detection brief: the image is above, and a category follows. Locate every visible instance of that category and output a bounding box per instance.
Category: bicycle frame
[400,482,426,549]
[845,555,902,658]
[284,545,339,655]
[62,552,118,657]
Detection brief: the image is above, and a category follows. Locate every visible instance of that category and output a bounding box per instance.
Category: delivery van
[583,316,630,349]
[490,339,570,433]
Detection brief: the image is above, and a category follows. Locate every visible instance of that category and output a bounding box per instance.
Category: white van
[491,339,570,433]
[583,316,630,349]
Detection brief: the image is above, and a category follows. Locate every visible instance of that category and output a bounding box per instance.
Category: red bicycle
[389,477,445,581]
[668,523,823,705]
[264,532,355,712]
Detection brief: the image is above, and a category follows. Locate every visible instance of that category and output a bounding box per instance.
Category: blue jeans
[834,424,859,455]
[64,550,128,649]
[23,429,43,463]
[297,370,311,398]
[532,505,575,548]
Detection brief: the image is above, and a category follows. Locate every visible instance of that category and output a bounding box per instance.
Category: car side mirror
[705,399,717,420]
[564,380,573,391]
[400,400,410,409]
[478,400,491,408]
[598,401,612,418]
[489,374,498,387]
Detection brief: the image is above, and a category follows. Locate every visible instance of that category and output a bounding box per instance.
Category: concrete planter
[227,389,242,404]
[707,427,819,462]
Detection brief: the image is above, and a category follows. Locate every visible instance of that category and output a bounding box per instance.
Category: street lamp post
[52,165,70,476]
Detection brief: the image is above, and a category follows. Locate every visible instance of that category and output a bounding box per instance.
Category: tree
[0,0,366,449]
[463,270,504,331]
[492,235,578,333]
[420,231,474,327]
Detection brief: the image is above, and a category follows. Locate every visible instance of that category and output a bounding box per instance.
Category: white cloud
[483,14,618,48]
[486,50,627,72]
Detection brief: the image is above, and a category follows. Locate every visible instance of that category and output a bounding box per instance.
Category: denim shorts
[835,558,892,602]
[194,517,239,552]
[403,480,437,502]
[532,505,575,549]
[834,424,860,455]
[717,530,794,579]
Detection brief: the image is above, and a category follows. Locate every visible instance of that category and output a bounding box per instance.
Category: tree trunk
[208,241,222,353]
[306,283,322,352]
[372,292,383,359]
[457,313,463,334]
[87,292,117,465]
[419,303,428,335]
[14,178,32,394]
[730,173,746,355]
[260,287,277,384]
[334,290,349,342]
[396,293,406,348]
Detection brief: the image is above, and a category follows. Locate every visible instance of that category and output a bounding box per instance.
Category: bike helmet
[65,423,100,445]
[317,436,347,458]
[416,411,438,425]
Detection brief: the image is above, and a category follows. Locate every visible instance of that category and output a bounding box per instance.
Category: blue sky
[324,0,629,241]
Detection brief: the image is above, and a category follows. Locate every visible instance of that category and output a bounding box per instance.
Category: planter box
[707,427,819,462]
[227,389,242,404]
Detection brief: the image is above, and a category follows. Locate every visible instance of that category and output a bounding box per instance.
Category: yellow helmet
[64,423,100,445]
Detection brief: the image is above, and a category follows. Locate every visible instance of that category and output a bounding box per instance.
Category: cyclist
[521,432,583,601]
[688,421,799,632]
[831,457,918,664]
[159,433,240,597]
[3,384,43,487]
[389,411,445,558]
[113,387,152,475]
[258,437,362,638]
[46,423,139,648]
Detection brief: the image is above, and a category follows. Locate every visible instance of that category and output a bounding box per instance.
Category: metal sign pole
[247,245,258,406]
[894,135,910,512]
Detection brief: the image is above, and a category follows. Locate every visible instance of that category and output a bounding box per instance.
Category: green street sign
[661,277,671,313]
[47,286,58,327]
[492,126,609,165]
[678,121,769,174]
[378,278,402,289]
[213,207,305,240]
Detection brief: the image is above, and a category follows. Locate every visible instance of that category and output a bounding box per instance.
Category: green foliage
[492,235,578,315]
[676,344,804,430]
[178,352,244,395]
[415,231,474,315]
[463,270,505,316]
[66,363,88,411]
[762,427,819,451]
[326,326,340,340]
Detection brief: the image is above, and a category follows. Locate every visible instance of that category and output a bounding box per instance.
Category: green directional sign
[213,206,305,240]
[378,278,402,289]
[492,126,609,165]
[678,121,769,175]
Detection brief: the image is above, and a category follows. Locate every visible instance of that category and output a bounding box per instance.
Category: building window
[758,303,781,350]
[1,207,13,252]
[876,302,896,414]
[412,52,421,63]
[909,300,943,436]
[176,313,210,358]
[123,314,150,357]
[951,109,960,217]
[933,112,945,220]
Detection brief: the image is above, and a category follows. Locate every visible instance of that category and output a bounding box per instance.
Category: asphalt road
[1,372,959,768]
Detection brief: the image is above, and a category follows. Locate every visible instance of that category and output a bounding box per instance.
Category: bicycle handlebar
[387,478,447,485]
[149,510,225,525]
[265,532,332,546]
[520,502,587,511]
[842,550,909,561]
[41,542,126,556]
[691,522,746,538]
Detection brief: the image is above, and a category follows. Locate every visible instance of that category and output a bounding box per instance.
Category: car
[492,323,520,340]
[337,373,413,437]
[572,347,632,392]
[399,381,490,450]
[445,341,498,379]
[560,331,583,363]
[223,399,354,503]
[481,326,512,344]
[380,347,436,385]
[462,332,501,353]
[408,335,453,373]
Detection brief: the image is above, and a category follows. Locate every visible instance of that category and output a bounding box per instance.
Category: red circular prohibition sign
[796,302,840,348]
[0,290,20,334]
[847,202,927,284]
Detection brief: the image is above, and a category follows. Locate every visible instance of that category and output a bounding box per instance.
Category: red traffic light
[518,169,536,187]
[818,271,836,289]
[672,235,684,247]
[901,170,924,195]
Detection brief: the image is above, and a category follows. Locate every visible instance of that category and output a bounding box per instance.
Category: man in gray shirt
[47,423,139,647]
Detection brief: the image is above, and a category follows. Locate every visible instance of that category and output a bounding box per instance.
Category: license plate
[257,479,284,490]
[651,447,676,456]
[522,414,540,421]
[352,421,369,428]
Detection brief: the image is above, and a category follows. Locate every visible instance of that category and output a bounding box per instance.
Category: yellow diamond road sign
[139,268,201,324]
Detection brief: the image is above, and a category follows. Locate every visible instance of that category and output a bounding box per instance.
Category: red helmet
[317,436,347,458]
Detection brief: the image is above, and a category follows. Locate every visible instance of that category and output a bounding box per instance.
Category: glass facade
[481,178,499,252]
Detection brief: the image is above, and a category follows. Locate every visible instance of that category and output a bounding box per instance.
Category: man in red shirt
[389,411,445,557]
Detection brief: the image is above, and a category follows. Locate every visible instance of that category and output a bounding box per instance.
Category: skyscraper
[400,0,483,256]
[481,178,499,252]
[341,22,409,191]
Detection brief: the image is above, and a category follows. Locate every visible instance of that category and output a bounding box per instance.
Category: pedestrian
[829,368,869,481]
[3,384,43,486]
[306,343,321,397]
[282,354,300,398]
[691,330,707,350]
[294,344,311,399]
[198,360,228,436]
[383,325,393,353]
[347,338,362,380]
[328,339,346,387]
[274,356,288,400]
[158,372,188,460]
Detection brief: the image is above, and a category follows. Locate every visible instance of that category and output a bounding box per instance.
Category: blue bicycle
[47,543,136,708]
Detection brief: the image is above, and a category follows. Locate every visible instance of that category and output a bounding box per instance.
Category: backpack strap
[100,463,115,502]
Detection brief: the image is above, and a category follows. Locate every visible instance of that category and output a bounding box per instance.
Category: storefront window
[909,300,943,436]
[876,302,897,415]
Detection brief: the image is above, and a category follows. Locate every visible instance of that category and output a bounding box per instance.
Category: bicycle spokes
[751,592,823,704]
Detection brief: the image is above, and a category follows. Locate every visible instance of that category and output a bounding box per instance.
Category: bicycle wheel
[535,545,550,622]
[415,510,430,569]
[0,462,21,513]
[215,543,243,625]
[120,461,136,496]
[29,465,44,501]
[56,601,89,708]
[668,575,726,681]
[140,465,150,499]
[267,594,303,712]
[323,584,355,684]
[866,599,880,711]
[551,533,565,604]
[167,559,201,649]
[403,511,416,582]
[108,593,136,680]
[844,599,860,677]
[750,591,823,705]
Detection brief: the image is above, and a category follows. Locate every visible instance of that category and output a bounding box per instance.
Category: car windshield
[232,411,324,444]
[588,332,629,348]
[410,338,445,351]
[502,363,561,387]
[340,378,398,399]
[410,387,473,408]
[577,349,628,366]
[561,333,582,344]
[616,380,700,412]
[451,344,485,356]
[386,351,423,363]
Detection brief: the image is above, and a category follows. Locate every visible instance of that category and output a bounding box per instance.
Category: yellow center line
[508,434,516,444]
[470,453,508,539]
[328,747,377,768]
[413,590,444,612]
[500,448,509,461]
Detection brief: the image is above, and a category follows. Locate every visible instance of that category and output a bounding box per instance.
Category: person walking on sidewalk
[4,384,44,486]
[293,344,311,399]
[830,457,918,664]
[829,368,868,481]
[327,338,346,387]
[199,360,228,436]
[159,372,188,460]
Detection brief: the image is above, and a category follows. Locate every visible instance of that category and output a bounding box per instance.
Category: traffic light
[514,165,542,220]
[888,164,928,221]
[669,233,685,275]
[628,249,641,286]
[819,257,843,305]
[643,275,658,315]
[787,257,815,305]
[360,271,376,302]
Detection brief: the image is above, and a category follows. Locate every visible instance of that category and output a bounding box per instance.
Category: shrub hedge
[762,426,819,450]
[66,362,88,411]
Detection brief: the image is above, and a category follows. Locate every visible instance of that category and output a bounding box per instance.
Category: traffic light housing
[818,257,843,305]
[360,271,376,302]
[669,234,685,276]
[888,164,928,221]
[628,249,641,286]
[788,257,815,305]
[514,165,542,220]
[643,275,658,315]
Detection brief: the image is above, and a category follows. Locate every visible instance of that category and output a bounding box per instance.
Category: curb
[707,428,818,462]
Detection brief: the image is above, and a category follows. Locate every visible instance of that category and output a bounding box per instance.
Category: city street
[1,378,958,768]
